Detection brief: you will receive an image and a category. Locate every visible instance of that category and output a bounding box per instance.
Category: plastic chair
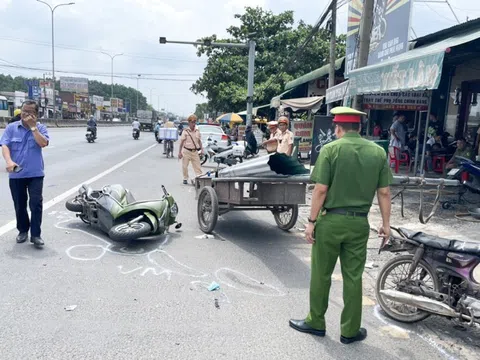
[432,155,446,173]
[389,146,410,174]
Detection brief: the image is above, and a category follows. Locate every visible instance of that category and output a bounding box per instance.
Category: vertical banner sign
[310,116,336,166]
[292,120,314,158]
[345,0,412,76]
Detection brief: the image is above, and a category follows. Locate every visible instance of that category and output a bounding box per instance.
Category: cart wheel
[197,186,219,234]
[442,201,452,210]
[273,205,299,231]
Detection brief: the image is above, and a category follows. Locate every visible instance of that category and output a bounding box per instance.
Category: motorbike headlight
[171,203,178,217]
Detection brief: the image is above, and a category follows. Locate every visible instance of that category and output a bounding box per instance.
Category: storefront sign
[348,52,445,95]
[326,81,350,104]
[346,0,413,75]
[363,91,429,110]
[292,120,314,153]
[60,77,89,93]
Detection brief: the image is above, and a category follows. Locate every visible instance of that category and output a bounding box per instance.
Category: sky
[0,0,479,116]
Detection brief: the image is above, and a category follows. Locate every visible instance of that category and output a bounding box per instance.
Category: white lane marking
[0,144,156,237]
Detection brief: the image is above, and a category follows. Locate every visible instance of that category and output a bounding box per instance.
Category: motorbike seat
[399,228,480,256]
[217,145,233,152]
[104,184,135,205]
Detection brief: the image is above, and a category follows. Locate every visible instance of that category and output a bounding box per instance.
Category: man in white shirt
[132,119,140,130]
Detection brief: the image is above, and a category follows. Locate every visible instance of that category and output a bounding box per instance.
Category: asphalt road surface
[0,127,472,359]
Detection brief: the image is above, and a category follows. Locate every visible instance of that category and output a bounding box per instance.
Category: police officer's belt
[326,208,368,217]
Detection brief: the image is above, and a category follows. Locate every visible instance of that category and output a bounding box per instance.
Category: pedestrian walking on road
[178,114,203,185]
[0,100,50,247]
[289,106,392,344]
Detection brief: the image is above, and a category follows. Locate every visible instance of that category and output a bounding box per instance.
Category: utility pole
[101,51,123,119]
[353,0,374,110]
[327,0,337,113]
[136,74,141,114]
[159,36,256,126]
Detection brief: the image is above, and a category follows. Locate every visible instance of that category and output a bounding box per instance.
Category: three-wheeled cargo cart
[195,175,310,233]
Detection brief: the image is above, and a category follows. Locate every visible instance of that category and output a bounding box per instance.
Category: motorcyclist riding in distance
[87,115,97,138]
[132,118,141,133]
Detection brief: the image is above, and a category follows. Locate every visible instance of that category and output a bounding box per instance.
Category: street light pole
[101,51,123,118]
[159,36,256,126]
[37,1,75,121]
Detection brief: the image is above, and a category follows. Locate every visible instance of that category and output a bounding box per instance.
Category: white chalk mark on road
[0,143,157,238]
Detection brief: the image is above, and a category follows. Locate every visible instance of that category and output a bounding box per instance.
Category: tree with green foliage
[191,7,346,113]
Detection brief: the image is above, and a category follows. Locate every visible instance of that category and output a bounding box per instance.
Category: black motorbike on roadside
[376,227,480,328]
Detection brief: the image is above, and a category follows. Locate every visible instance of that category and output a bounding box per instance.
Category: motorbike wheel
[376,254,440,323]
[200,154,208,165]
[108,221,152,242]
[273,205,298,231]
[65,198,83,212]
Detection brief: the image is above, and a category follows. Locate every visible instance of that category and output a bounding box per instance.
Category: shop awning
[347,27,480,96]
[270,88,295,108]
[279,96,324,113]
[285,57,345,91]
[237,104,270,116]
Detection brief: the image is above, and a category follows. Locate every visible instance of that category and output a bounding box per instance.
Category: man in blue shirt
[0,100,50,247]
[87,115,97,139]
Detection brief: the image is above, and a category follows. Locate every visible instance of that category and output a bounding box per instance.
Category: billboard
[92,95,104,109]
[60,77,89,93]
[345,0,412,76]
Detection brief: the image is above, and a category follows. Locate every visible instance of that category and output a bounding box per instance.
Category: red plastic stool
[432,155,446,173]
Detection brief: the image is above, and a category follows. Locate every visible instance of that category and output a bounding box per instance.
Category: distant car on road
[198,124,230,149]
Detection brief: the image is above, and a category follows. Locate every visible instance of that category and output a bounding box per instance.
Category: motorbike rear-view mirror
[175,223,182,229]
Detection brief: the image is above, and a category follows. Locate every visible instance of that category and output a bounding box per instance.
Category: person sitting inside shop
[446,137,473,170]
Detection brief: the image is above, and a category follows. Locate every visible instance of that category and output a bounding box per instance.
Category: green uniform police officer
[289,106,392,344]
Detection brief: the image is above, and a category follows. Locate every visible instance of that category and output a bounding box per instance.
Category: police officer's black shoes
[16,232,28,243]
[30,237,45,247]
[340,328,367,345]
[289,319,326,337]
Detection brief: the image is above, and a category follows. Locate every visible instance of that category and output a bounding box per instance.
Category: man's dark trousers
[9,177,44,237]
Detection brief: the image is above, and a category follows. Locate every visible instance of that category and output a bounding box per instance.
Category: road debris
[365,262,379,269]
[195,234,215,239]
[64,305,77,311]
[214,298,220,309]
[208,281,220,291]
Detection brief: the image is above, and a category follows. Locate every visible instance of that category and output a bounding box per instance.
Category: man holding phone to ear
[0,100,49,247]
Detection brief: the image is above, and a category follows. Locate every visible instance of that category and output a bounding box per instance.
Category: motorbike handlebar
[161,185,168,196]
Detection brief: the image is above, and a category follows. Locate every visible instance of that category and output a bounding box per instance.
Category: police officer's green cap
[331,106,366,123]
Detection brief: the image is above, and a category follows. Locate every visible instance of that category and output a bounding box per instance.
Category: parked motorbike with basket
[201,137,244,166]
[65,184,181,241]
[375,227,480,327]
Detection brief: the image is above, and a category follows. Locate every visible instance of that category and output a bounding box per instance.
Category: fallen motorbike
[375,227,480,327]
[65,184,181,241]
[200,137,244,166]
[86,127,96,143]
[133,128,140,140]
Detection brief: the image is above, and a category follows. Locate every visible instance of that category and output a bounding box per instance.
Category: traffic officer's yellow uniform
[290,107,392,342]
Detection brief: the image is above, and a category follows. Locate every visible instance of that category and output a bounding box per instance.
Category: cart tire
[197,186,219,234]
[442,201,452,210]
[273,205,298,231]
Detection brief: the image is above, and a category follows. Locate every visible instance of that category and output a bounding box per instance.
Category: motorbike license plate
[448,168,460,176]
[233,148,244,156]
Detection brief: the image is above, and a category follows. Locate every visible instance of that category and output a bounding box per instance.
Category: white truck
[137,110,154,131]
